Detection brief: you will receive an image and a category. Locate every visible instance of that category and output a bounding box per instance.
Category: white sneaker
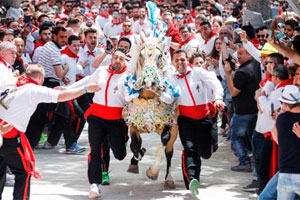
[43,141,55,149]
[88,183,101,199]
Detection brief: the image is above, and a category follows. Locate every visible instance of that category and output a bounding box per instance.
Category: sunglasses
[175,17,183,20]
[112,14,119,17]
[123,25,131,27]
[65,5,72,8]
[221,14,228,18]
[180,30,188,34]
[86,18,93,21]
[183,13,189,16]
[257,34,268,38]
[120,12,127,15]
[273,4,279,7]
[102,5,109,9]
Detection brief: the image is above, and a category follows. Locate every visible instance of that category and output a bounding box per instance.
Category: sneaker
[40,133,47,142]
[88,183,101,199]
[231,163,252,172]
[43,141,55,149]
[189,179,199,197]
[101,171,110,185]
[5,172,15,187]
[66,143,86,154]
[242,180,259,192]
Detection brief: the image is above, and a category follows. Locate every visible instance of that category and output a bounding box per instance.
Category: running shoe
[101,171,110,185]
[88,183,101,199]
[189,179,199,197]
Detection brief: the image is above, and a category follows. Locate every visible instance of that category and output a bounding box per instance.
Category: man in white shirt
[168,49,224,197]
[132,7,152,36]
[0,64,100,200]
[95,2,111,30]
[199,21,218,56]
[67,48,135,199]
[103,10,123,42]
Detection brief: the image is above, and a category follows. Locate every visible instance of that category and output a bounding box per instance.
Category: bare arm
[92,52,109,68]
[54,64,69,79]
[57,83,101,102]
[271,125,278,144]
[224,62,240,97]
[268,39,300,64]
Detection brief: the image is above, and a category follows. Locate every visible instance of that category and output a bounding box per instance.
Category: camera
[24,15,31,23]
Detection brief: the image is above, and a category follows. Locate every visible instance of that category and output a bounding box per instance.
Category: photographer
[224,44,261,172]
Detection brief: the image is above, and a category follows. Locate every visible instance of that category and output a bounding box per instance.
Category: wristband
[83,86,88,93]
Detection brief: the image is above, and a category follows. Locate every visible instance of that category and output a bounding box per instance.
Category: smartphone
[224,36,229,45]
[106,40,113,53]
[24,15,31,23]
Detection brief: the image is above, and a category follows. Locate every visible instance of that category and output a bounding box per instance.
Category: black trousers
[47,100,86,149]
[178,115,212,189]
[0,138,31,200]
[252,131,273,192]
[87,115,128,184]
[25,78,60,148]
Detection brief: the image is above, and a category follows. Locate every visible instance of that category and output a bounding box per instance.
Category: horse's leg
[127,126,146,174]
[164,124,178,189]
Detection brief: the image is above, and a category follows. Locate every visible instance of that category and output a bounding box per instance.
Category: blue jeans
[230,113,257,165]
[259,171,278,200]
[278,173,300,200]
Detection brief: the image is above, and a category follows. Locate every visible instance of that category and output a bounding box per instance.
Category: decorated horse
[123,2,180,189]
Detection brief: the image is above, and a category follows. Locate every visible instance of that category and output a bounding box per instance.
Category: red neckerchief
[120,32,133,37]
[249,38,260,49]
[276,79,293,89]
[63,10,69,15]
[204,30,217,45]
[61,47,79,61]
[0,57,12,70]
[16,75,39,87]
[30,27,38,34]
[34,40,46,49]
[86,4,91,9]
[99,13,110,19]
[180,35,195,48]
[184,18,193,24]
[176,70,191,79]
[87,51,95,57]
[16,57,24,66]
[112,20,122,27]
[107,65,127,74]
[260,76,272,87]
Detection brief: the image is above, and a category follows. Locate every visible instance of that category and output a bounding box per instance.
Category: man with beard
[132,7,152,35]
[32,25,52,63]
[167,49,224,197]
[256,26,269,50]
[199,21,218,56]
[77,28,104,111]
[103,10,122,42]
[96,2,111,30]
[67,48,134,199]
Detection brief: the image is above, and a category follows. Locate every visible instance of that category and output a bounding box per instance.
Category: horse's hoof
[146,168,159,180]
[164,180,176,189]
[127,164,139,174]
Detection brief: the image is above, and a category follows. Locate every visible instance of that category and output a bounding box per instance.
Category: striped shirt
[38,41,62,79]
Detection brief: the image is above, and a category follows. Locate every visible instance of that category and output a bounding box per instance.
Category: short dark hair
[39,25,51,35]
[190,52,204,64]
[68,35,80,45]
[256,25,268,33]
[268,53,284,65]
[114,47,127,55]
[52,26,67,36]
[273,64,289,80]
[38,14,49,22]
[285,19,299,29]
[67,18,80,27]
[200,21,211,28]
[172,49,187,59]
[118,37,132,49]
[0,29,14,41]
[84,28,97,37]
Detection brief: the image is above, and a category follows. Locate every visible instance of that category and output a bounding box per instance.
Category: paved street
[3,126,255,200]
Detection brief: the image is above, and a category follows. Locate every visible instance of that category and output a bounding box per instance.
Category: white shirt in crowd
[60,55,84,86]
[132,20,152,36]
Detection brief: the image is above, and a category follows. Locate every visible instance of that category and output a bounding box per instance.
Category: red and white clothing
[103,20,123,40]
[168,66,223,120]
[60,47,84,86]
[180,36,200,53]
[202,31,218,56]
[96,13,111,30]
[0,57,17,91]
[68,65,135,119]
[132,20,152,35]
[78,45,104,76]
[0,83,59,133]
